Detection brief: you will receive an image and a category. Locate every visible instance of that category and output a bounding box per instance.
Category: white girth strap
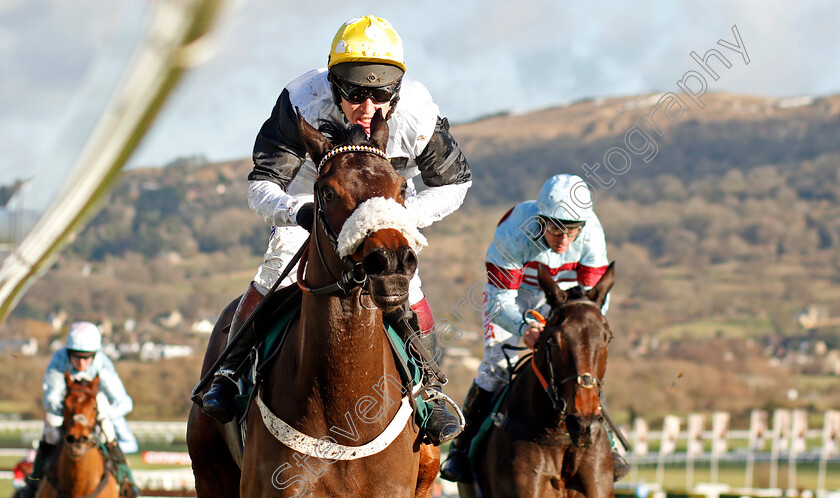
[256,387,413,460]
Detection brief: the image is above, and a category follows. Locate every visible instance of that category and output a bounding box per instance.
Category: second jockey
[21,322,139,498]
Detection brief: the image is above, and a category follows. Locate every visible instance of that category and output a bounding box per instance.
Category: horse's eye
[399,183,407,199]
[321,186,336,202]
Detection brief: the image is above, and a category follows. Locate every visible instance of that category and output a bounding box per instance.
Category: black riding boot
[106,441,139,498]
[201,314,256,423]
[416,330,463,445]
[384,304,462,446]
[20,439,57,498]
[439,382,495,483]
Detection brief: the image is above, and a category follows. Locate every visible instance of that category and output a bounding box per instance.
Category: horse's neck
[298,246,389,387]
[286,291,400,432]
[56,445,105,494]
[300,291,387,382]
[269,241,403,434]
[509,363,564,430]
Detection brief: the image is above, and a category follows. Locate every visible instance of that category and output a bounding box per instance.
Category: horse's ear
[296,108,332,168]
[537,263,567,308]
[586,262,615,307]
[64,371,72,386]
[90,375,100,391]
[369,109,389,152]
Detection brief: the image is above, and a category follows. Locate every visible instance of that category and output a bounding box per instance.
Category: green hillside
[3,92,840,424]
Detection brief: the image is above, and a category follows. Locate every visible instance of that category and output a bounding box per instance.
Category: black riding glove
[295,202,315,232]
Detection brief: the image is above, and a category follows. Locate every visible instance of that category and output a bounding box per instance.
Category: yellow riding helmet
[328,16,406,73]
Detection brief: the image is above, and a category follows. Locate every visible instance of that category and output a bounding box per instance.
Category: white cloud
[2,0,840,174]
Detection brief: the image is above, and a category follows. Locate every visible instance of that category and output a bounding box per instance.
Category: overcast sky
[2,0,840,182]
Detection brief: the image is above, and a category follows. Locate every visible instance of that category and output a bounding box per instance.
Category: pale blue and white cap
[535,174,594,224]
[65,321,101,353]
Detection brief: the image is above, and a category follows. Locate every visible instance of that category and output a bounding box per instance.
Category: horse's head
[298,109,425,311]
[536,262,615,448]
[62,372,100,458]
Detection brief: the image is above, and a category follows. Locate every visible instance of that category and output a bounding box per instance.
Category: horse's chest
[517,443,567,476]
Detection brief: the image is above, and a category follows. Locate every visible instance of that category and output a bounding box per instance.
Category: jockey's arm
[248,88,311,227]
[575,217,611,314]
[97,356,133,419]
[41,352,67,417]
[484,265,529,336]
[403,117,471,228]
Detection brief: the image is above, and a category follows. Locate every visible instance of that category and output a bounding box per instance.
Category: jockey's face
[341,97,391,135]
[69,353,95,372]
[544,227,580,254]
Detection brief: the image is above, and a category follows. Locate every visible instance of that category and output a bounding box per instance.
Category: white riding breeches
[475,329,527,393]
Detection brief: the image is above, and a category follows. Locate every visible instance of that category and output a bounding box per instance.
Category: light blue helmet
[65,322,101,353]
[535,174,594,225]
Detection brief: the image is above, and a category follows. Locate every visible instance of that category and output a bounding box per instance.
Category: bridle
[297,144,390,296]
[53,384,114,497]
[62,386,100,459]
[532,299,611,418]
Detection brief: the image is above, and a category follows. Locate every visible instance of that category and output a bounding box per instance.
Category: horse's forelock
[565,286,586,300]
[318,120,374,148]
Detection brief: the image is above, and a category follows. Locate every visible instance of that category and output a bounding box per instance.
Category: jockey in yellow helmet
[201,16,471,447]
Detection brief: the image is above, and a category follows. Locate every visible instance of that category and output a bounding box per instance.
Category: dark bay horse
[463,263,616,498]
[36,373,119,498]
[187,110,438,497]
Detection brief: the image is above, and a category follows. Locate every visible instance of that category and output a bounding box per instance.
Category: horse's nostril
[400,247,417,274]
[362,250,391,276]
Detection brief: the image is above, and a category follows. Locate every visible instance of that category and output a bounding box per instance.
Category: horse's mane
[318,120,376,148]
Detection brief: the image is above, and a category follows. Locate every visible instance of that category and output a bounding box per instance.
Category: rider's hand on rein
[522,309,546,350]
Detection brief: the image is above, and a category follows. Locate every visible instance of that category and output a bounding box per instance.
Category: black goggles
[333,78,400,104]
[68,350,95,360]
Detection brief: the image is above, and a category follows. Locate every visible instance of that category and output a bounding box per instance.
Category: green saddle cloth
[99,441,133,489]
[468,385,508,470]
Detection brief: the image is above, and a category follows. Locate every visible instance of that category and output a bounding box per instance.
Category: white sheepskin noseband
[336,197,427,258]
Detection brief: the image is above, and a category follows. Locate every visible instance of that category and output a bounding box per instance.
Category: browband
[318,144,388,171]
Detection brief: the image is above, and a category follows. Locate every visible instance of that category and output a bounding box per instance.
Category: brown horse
[463,263,616,498]
[187,110,439,497]
[36,373,119,498]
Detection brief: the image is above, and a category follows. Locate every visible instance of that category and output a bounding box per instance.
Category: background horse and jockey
[31,374,121,498]
[461,263,618,498]
[187,111,445,497]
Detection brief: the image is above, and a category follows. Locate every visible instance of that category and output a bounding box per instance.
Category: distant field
[657,318,775,340]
